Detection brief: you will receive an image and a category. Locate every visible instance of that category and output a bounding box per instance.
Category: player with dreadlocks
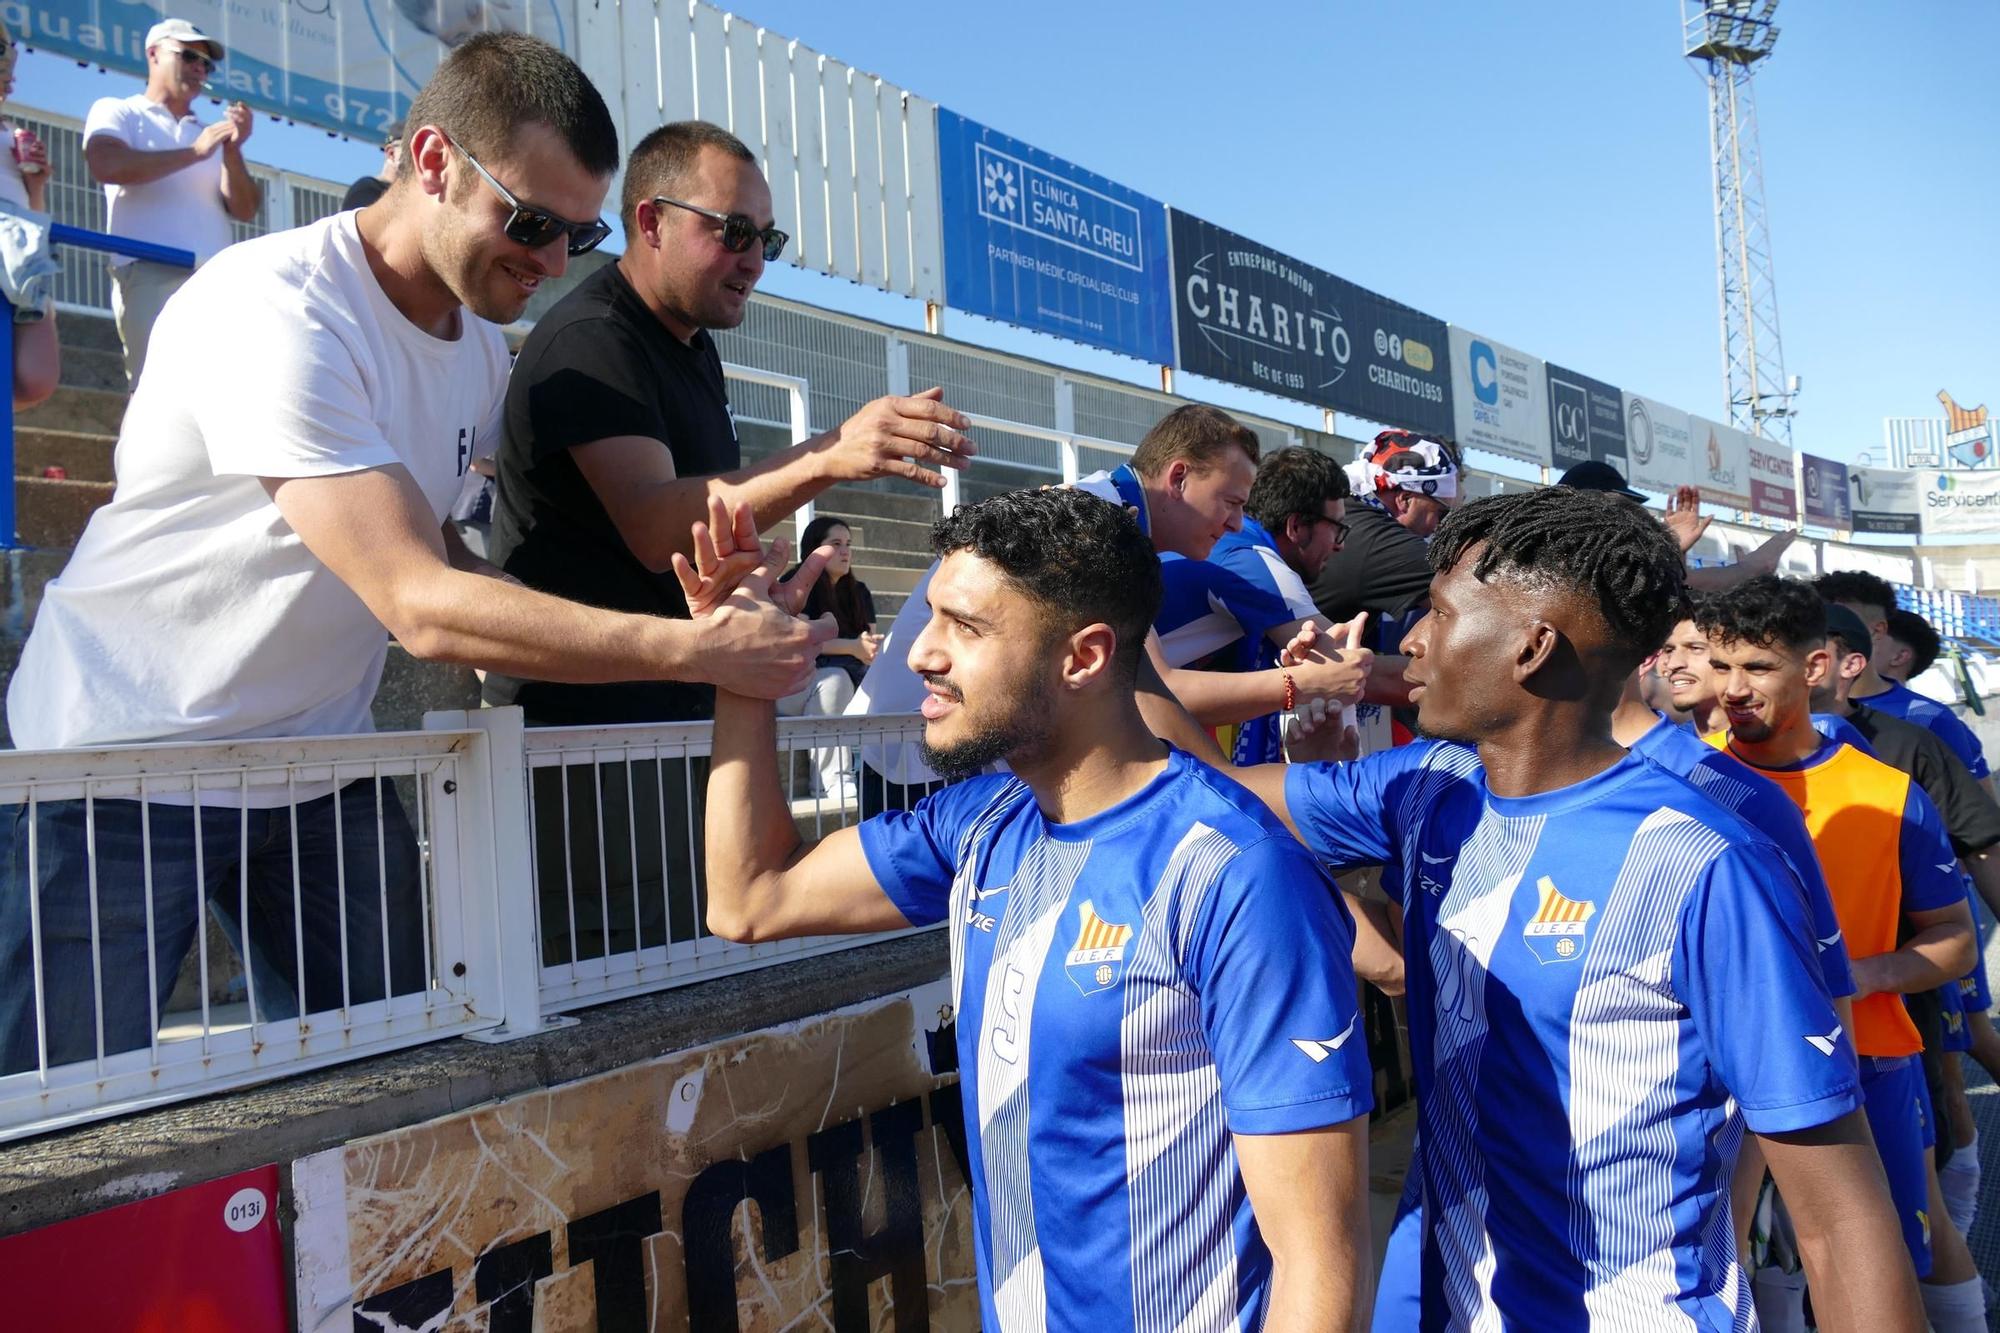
[1226,486,1922,1331]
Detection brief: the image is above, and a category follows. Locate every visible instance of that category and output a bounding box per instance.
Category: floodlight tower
[1684,0,1796,445]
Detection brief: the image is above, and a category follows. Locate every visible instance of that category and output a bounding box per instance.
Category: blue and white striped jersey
[1629,714,1856,997]
[1155,517,1319,766]
[1287,743,1860,1331]
[1864,680,1991,780]
[861,748,1373,1332]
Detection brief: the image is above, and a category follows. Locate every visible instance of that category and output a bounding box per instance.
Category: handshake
[673,496,843,701]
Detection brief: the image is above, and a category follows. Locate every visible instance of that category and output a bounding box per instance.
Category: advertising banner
[1800,453,1852,528]
[293,982,974,1331]
[0,1164,285,1330]
[9,0,573,138]
[1168,211,1453,434]
[1847,466,1923,536]
[1447,326,1550,466]
[1748,437,1799,521]
[938,110,1174,364]
[1919,469,2000,537]
[1622,393,1695,496]
[1545,364,1625,474]
[1691,416,1753,508]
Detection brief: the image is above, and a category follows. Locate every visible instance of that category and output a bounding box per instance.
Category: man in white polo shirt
[83,17,260,385]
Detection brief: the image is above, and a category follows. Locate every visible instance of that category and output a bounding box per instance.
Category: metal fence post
[425,706,575,1041]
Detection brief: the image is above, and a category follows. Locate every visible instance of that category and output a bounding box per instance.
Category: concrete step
[53,343,127,393]
[812,484,944,528]
[18,384,126,437]
[16,475,111,548]
[51,309,122,356]
[842,511,937,556]
[15,427,116,482]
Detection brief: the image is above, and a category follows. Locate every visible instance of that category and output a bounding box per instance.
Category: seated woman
[778,514,881,800]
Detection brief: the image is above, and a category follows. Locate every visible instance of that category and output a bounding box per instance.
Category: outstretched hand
[670,497,837,699]
[1663,485,1711,554]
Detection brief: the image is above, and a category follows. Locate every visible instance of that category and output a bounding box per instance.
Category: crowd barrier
[0,707,935,1142]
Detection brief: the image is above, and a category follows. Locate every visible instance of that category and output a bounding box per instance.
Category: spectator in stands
[1883,606,1943,684]
[1310,429,1455,650]
[0,21,59,408]
[340,120,402,211]
[775,513,879,800]
[485,118,971,959]
[2,35,833,1075]
[83,18,259,387]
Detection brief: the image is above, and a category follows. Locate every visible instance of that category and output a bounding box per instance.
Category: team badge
[1065,900,1133,995]
[1523,876,1596,964]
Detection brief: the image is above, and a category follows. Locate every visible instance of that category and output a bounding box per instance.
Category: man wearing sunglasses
[83,18,259,386]
[5,37,837,1075]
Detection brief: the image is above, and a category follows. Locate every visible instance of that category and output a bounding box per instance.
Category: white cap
[145,18,224,62]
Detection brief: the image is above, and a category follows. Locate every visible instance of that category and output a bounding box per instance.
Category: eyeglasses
[1321,515,1353,546]
[453,140,610,256]
[166,46,215,70]
[652,197,789,262]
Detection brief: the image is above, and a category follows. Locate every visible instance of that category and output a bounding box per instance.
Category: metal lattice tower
[1684,0,1795,444]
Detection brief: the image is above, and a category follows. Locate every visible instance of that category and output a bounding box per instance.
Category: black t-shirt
[485,262,740,724]
[1308,500,1432,651]
[341,176,389,211]
[1849,702,2000,856]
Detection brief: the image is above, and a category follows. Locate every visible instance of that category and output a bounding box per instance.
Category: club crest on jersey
[1065,900,1134,995]
[1523,876,1596,964]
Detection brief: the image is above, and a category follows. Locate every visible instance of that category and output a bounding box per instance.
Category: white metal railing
[456,709,937,1016]
[0,727,510,1141]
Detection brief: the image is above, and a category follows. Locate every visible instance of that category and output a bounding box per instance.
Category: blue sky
[13,0,1995,466]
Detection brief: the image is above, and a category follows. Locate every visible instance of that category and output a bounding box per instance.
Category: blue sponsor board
[936,110,1174,363]
[1800,454,1852,527]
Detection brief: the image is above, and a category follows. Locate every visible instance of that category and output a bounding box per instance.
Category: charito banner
[937,110,1173,364]
[1800,454,1852,528]
[1748,436,1799,521]
[1847,466,1922,536]
[1622,393,1694,496]
[10,0,573,137]
[1919,469,2000,538]
[1168,210,1452,434]
[1545,364,1625,474]
[1447,326,1551,466]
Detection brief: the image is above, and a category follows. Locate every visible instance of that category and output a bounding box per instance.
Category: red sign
[0,1165,286,1332]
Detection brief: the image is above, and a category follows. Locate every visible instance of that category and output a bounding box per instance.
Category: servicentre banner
[1920,470,2000,537]
[1447,326,1549,466]
[1545,364,1625,474]
[937,110,1174,364]
[1800,454,1852,528]
[1168,210,1452,434]
[1748,437,1798,521]
[1848,467,1922,536]
[10,0,572,137]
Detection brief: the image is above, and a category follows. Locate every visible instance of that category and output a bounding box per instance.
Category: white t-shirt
[8,212,507,780]
[82,93,233,266]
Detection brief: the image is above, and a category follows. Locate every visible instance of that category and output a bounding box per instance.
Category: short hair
[1428,486,1689,665]
[622,120,759,235]
[1886,607,1943,676]
[1812,570,1898,619]
[930,487,1162,687]
[1246,447,1349,532]
[1130,405,1260,479]
[401,33,618,181]
[1696,575,1827,653]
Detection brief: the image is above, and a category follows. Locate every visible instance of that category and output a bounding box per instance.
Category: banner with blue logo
[1545,364,1625,475]
[1168,210,1452,434]
[1920,469,2000,537]
[10,0,573,137]
[1447,325,1549,465]
[1800,454,1851,528]
[936,110,1173,364]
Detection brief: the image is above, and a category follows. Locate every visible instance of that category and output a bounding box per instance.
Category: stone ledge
[0,931,945,1239]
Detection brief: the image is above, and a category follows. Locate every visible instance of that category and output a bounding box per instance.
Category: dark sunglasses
[652,196,789,262]
[171,47,216,70]
[453,140,610,257]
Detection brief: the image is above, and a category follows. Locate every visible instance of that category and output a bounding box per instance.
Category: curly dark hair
[931,487,1162,686]
[1812,570,1898,620]
[1428,486,1689,665]
[1886,607,1942,677]
[1696,575,1826,652]
[1246,447,1350,533]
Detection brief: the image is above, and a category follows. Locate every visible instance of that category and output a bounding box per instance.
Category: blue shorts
[1371,1175,1423,1333]
[1959,892,1991,1013]
[1860,1055,1935,1278]
[1938,980,1972,1052]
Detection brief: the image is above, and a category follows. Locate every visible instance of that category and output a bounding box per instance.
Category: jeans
[0,778,425,1073]
[532,757,708,966]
